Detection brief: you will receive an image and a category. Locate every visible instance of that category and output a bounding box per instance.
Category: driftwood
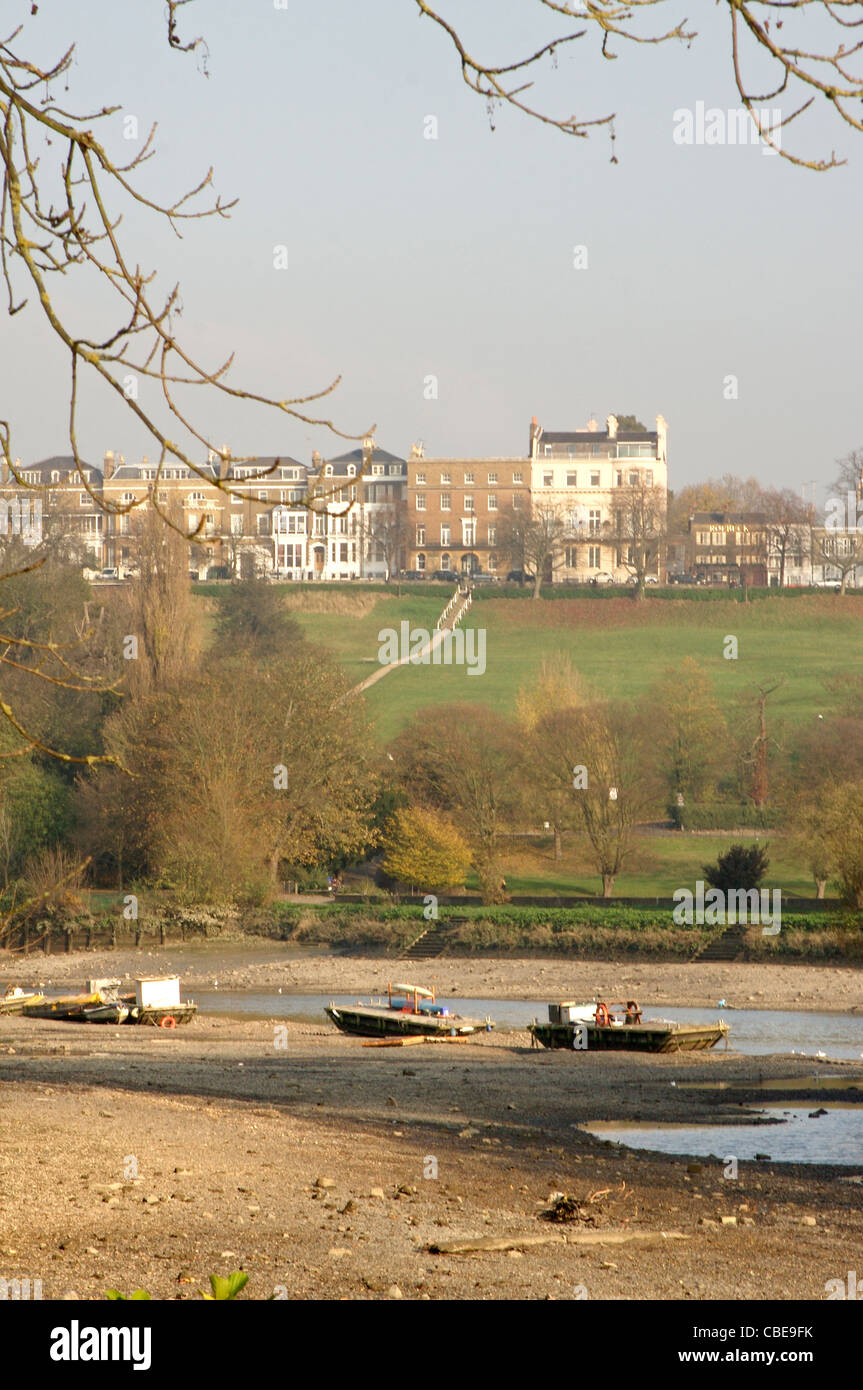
[427,1229,689,1255]
[360,1034,471,1047]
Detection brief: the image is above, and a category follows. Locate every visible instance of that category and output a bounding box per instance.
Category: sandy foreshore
[2,944,862,1013]
[1,947,862,1301]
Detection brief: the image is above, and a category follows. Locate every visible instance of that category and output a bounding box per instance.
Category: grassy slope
[484,832,811,898]
[194,588,860,899]
[285,591,863,745]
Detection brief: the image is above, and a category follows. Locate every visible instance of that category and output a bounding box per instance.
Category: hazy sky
[3,1,861,509]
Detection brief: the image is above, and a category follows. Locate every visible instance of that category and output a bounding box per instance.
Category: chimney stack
[1,456,8,485]
[103,450,115,480]
[655,414,667,463]
[529,417,542,459]
[606,414,619,440]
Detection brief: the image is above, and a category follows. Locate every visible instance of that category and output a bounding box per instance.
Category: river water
[583,1107,863,1166]
[197,990,863,1061]
[197,989,863,1165]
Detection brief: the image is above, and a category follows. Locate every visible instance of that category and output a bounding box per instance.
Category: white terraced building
[528,413,668,582]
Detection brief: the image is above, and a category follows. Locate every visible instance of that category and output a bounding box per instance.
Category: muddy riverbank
[1,1006,861,1301]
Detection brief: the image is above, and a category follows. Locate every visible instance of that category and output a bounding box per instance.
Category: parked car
[668,573,697,585]
[589,572,616,586]
[97,567,120,581]
[470,572,498,585]
[399,570,426,581]
[626,574,659,586]
[431,569,460,582]
[506,570,529,584]
[813,579,842,592]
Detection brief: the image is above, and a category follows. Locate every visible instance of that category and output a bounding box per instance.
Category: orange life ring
[594,1003,611,1027]
[158,1014,177,1029]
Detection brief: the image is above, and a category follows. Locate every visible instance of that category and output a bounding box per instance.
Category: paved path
[350,588,472,695]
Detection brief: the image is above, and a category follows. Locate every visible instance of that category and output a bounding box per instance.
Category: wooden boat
[22,992,101,1021]
[529,1000,729,1054]
[326,982,493,1039]
[80,1001,130,1024]
[0,988,44,1015]
[132,1002,197,1027]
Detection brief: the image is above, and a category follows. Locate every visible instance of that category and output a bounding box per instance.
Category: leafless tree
[813,528,863,592]
[365,500,409,586]
[416,1,863,170]
[497,502,573,597]
[611,479,667,595]
[761,487,812,586]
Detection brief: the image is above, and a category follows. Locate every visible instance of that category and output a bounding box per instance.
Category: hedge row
[257,902,863,959]
[668,803,786,831]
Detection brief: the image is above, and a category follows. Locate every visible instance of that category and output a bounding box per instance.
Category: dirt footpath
[1,1012,861,1302]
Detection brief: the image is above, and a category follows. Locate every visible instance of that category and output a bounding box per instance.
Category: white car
[589,572,616,586]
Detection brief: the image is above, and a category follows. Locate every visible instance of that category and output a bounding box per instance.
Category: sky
[2,0,861,510]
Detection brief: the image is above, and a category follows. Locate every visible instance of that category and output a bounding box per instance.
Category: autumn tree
[531,702,657,896]
[381,806,470,894]
[516,656,585,859]
[118,507,201,697]
[789,802,834,900]
[213,576,302,658]
[651,658,727,805]
[391,706,521,902]
[803,783,863,907]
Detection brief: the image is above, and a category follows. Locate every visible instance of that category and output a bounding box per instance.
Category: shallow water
[582,1105,863,1166]
[196,991,863,1060]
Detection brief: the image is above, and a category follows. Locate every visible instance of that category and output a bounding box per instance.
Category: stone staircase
[690,924,748,963]
[398,919,464,961]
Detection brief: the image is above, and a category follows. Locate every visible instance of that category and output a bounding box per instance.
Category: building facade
[405,452,528,576]
[526,414,668,581]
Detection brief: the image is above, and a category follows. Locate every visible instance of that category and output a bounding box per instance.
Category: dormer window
[51,471,60,483]
[325,465,333,476]
[347,464,356,477]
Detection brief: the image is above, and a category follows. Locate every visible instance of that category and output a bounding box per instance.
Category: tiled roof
[327,445,405,468]
[29,456,101,478]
